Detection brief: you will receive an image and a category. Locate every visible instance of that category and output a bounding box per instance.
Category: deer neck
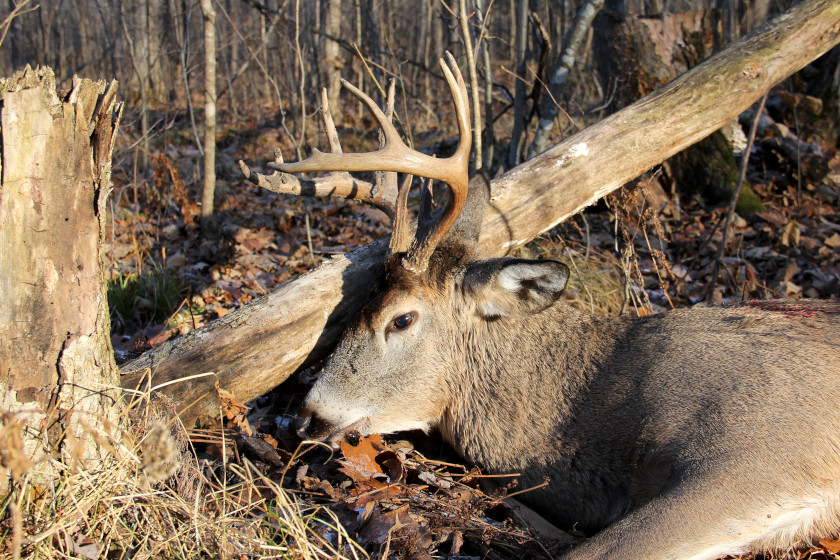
[438,303,623,473]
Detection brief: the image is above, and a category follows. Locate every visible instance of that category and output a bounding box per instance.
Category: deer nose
[296,405,314,438]
[296,405,334,440]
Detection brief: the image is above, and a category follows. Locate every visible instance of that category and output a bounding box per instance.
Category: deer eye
[388,313,415,333]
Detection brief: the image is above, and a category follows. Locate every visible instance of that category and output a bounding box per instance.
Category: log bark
[0,66,122,489]
[120,0,840,428]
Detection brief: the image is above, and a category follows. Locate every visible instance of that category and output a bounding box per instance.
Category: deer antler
[241,53,471,272]
[272,52,471,273]
[239,85,401,218]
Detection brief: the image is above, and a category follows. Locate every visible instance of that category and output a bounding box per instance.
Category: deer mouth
[323,417,370,447]
[296,411,370,448]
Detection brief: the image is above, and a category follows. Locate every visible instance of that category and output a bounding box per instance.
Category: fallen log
[121,0,840,427]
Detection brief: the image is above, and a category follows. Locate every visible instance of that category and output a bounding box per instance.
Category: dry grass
[0,392,365,560]
[513,236,626,317]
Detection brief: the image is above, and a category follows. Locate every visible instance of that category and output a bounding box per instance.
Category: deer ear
[463,258,570,318]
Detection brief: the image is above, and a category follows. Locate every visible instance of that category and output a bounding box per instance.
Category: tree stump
[594,4,763,212]
[0,66,122,490]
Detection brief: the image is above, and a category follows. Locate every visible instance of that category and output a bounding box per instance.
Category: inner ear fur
[463,258,570,318]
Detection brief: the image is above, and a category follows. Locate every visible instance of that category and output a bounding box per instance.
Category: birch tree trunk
[199,0,218,235]
[0,66,122,490]
[529,0,605,158]
[120,0,840,429]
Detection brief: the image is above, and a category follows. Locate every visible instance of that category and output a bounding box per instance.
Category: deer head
[258,54,570,444]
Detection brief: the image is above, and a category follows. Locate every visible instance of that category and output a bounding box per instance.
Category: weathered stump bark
[0,67,122,489]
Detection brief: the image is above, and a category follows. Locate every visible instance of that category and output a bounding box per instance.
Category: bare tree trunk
[120,0,840,428]
[224,0,240,122]
[0,66,122,489]
[594,2,723,110]
[143,0,168,104]
[529,0,605,158]
[741,0,772,34]
[363,0,382,99]
[199,0,217,235]
[508,0,517,62]
[422,0,433,103]
[260,12,272,105]
[429,0,444,106]
[323,0,343,121]
[507,0,529,167]
[293,0,307,149]
[475,0,495,168]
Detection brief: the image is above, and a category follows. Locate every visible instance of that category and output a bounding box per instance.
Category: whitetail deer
[265,54,840,559]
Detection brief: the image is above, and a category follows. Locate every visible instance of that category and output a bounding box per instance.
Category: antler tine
[273,52,471,273]
[401,52,471,272]
[374,79,399,208]
[273,53,470,193]
[243,85,398,217]
[320,87,343,154]
[389,173,414,254]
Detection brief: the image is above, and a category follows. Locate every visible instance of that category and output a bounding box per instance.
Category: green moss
[735,183,765,217]
[669,130,764,216]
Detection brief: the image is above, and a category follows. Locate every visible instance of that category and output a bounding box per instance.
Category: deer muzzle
[296,404,370,447]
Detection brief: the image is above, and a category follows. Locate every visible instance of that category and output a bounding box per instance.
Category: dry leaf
[338,434,386,482]
[216,384,253,435]
[756,210,788,227]
[210,305,231,318]
[782,220,800,247]
[820,537,840,554]
[376,449,407,483]
[824,233,840,249]
[358,504,419,545]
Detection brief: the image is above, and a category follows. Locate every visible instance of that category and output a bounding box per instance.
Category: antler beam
[238,86,401,218]
[271,52,472,272]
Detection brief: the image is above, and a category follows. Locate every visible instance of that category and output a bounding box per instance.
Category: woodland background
[1,0,840,558]
[3,0,839,343]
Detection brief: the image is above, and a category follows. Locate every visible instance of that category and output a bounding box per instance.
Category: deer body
[444,300,840,559]
[301,251,840,559]
[265,55,840,559]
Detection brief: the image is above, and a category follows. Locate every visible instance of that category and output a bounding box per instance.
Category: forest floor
[104,83,840,559]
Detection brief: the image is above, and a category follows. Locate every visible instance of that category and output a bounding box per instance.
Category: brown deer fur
[298,175,840,560]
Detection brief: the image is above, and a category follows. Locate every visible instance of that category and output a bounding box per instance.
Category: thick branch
[121,0,840,428]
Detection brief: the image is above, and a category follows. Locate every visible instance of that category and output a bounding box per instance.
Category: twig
[793,104,802,206]
[504,479,550,499]
[0,0,37,50]
[458,0,482,169]
[305,211,315,267]
[680,211,726,265]
[705,92,768,304]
